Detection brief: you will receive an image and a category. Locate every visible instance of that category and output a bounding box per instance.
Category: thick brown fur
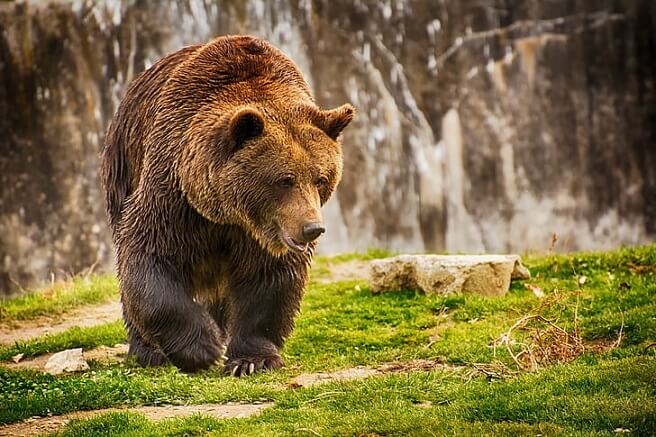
[101,36,354,374]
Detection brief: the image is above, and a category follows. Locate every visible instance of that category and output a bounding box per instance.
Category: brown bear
[101,35,354,375]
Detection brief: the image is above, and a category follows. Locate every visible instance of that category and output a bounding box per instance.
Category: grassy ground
[0,275,117,323]
[0,245,655,436]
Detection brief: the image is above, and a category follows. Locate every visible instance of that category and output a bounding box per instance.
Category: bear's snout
[301,222,325,243]
[277,218,324,253]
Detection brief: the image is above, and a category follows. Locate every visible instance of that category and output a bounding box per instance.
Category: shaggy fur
[101,35,354,374]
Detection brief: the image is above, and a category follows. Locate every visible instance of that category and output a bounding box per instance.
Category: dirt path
[0,301,122,345]
[289,359,465,387]
[317,260,370,283]
[0,402,271,437]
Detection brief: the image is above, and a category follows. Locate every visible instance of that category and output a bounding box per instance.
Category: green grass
[0,321,126,361]
[0,244,654,435]
[46,356,656,436]
[0,275,117,323]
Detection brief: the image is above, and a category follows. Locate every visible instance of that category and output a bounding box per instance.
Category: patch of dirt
[318,260,370,283]
[84,343,129,362]
[2,344,129,372]
[289,359,464,388]
[378,358,464,373]
[0,402,271,437]
[413,401,433,408]
[0,301,122,345]
[290,366,379,387]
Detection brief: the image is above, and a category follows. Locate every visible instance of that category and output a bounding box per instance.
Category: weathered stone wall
[1,0,654,293]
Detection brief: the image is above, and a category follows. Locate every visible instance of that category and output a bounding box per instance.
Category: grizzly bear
[101,35,354,375]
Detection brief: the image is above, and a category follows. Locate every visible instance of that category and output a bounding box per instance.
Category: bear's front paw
[130,343,169,367]
[166,331,227,373]
[224,354,284,377]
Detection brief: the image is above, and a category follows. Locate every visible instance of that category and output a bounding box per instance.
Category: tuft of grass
[0,275,118,323]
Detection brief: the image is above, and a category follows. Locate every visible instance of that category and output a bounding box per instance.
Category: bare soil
[0,402,271,437]
[0,301,122,345]
[289,359,464,388]
[318,260,370,283]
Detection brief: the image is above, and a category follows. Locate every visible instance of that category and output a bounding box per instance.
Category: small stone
[414,401,433,408]
[525,283,545,298]
[369,254,530,297]
[44,348,89,375]
[11,353,25,363]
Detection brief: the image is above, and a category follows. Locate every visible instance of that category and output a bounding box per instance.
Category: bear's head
[179,101,354,256]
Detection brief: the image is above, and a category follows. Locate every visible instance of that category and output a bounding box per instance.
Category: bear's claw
[225,355,284,377]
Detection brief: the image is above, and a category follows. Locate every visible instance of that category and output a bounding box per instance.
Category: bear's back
[158,36,313,125]
[101,44,200,231]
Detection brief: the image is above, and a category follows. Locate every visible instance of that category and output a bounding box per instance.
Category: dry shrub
[492,289,622,372]
[493,314,584,371]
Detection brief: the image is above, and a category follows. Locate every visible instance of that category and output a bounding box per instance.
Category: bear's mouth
[279,229,309,253]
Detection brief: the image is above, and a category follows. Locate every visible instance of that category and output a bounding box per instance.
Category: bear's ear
[314,104,355,140]
[228,106,265,150]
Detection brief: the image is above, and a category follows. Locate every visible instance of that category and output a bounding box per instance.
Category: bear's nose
[301,222,325,242]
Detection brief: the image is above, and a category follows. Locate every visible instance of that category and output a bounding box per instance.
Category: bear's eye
[279,176,295,188]
[316,176,329,187]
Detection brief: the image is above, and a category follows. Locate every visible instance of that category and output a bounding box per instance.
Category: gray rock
[369,255,530,297]
[44,348,89,375]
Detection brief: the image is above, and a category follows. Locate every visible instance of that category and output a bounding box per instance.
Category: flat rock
[369,255,530,297]
[290,366,379,387]
[44,348,89,375]
[289,359,465,388]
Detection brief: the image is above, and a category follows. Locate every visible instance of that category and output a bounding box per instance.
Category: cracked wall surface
[1,0,655,293]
